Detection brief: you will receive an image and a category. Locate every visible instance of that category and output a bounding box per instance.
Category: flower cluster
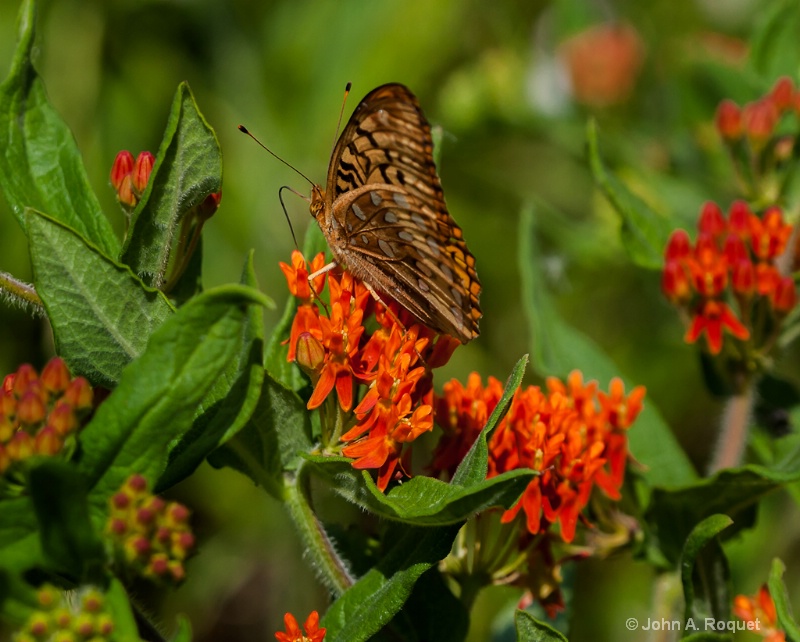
[13,584,115,642]
[733,585,786,642]
[0,358,93,479]
[110,150,154,210]
[434,370,645,543]
[715,76,800,201]
[275,611,326,642]
[662,201,796,355]
[281,250,459,490]
[106,474,195,584]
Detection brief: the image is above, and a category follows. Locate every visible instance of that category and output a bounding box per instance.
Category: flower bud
[110,151,134,190]
[117,174,137,209]
[715,99,743,140]
[27,612,49,636]
[664,229,691,262]
[147,553,169,577]
[73,612,94,637]
[17,391,46,425]
[743,99,778,149]
[770,76,795,112]
[728,200,752,239]
[63,378,93,411]
[96,614,114,636]
[48,401,77,437]
[732,260,755,297]
[772,276,797,313]
[698,201,726,238]
[295,332,325,377]
[82,590,103,613]
[0,415,14,442]
[197,191,222,221]
[723,233,748,265]
[12,364,38,397]
[6,430,34,461]
[41,358,71,395]
[132,152,155,195]
[126,473,148,493]
[34,426,63,456]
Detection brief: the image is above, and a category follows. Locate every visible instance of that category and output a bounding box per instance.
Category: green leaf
[750,0,800,81]
[387,568,468,642]
[680,514,733,627]
[28,460,105,583]
[121,81,222,286]
[157,252,267,491]
[647,448,800,566]
[452,354,528,487]
[0,569,38,626]
[586,120,671,269]
[104,579,146,642]
[768,558,800,642]
[265,222,329,391]
[515,610,569,641]
[322,524,460,642]
[305,456,533,525]
[76,284,271,516]
[0,0,118,257]
[27,209,174,388]
[208,371,313,500]
[0,499,40,575]
[518,204,696,488]
[171,616,193,642]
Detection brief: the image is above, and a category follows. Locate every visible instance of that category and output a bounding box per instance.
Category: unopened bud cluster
[0,358,93,477]
[715,76,800,201]
[110,150,154,210]
[13,584,114,642]
[106,474,194,584]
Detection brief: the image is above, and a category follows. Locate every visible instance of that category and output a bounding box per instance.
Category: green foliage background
[0,0,798,640]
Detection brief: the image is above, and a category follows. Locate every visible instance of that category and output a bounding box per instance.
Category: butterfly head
[309,185,325,219]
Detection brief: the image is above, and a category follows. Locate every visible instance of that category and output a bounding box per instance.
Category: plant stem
[707,383,755,474]
[284,462,354,596]
[0,270,44,314]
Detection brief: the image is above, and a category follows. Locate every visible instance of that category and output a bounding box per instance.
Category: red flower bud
[74,612,95,637]
[772,276,797,313]
[17,391,46,425]
[12,364,38,397]
[661,261,692,303]
[110,150,134,190]
[127,473,148,493]
[147,553,169,576]
[47,401,77,436]
[117,174,137,208]
[63,377,93,410]
[111,491,130,509]
[82,590,103,613]
[133,151,155,194]
[728,200,752,239]
[168,560,186,582]
[715,99,743,140]
[197,191,222,221]
[732,260,756,297]
[295,332,325,377]
[664,229,692,261]
[743,99,778,148]
[109,517,126,535]
[40,357,71,395]
[698,201,726,238]
[770,76,795,112]
[723,233,749,265]
[34,426,62,456]
[6,431,34,461]
[0,391,14,419]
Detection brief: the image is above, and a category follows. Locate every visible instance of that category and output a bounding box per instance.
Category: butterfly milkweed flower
[434,371,645,543]
[733,585,786,642]
[281,251,459,490]
[275,611,326,642]
[662,201,796,357]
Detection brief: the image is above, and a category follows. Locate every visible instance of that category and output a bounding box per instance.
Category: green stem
[0,271,44,314]
[648,571,682,642]
[707,382,755,474]
[284,461,354,595]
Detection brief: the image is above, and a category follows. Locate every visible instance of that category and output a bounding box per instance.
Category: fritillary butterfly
[309,83,481,343]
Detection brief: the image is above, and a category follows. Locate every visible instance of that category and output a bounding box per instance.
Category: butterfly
[308,83,481,343]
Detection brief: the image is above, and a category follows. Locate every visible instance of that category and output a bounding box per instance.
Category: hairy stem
[0,271,44,315]
[284,462,354,596]
[707,383,755,474]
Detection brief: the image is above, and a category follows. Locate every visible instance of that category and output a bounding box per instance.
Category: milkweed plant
[0,1,798,641]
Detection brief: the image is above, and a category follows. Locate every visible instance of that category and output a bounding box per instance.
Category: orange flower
[275,611,326,642]
[685,300,749,354]
[434,371,644,543]
[279,250,327,303]
[733,585,785,642]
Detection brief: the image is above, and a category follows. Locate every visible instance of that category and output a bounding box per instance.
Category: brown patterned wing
[321,83,481,342]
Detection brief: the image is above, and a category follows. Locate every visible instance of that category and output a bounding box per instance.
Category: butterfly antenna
[329,82,352,164]
[238,125,315,187]
[278,185,305,250]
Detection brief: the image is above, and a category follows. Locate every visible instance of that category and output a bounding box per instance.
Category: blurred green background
[1,0,798,640]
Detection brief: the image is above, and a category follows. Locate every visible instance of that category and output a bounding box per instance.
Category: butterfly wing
[324,83,481,342]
